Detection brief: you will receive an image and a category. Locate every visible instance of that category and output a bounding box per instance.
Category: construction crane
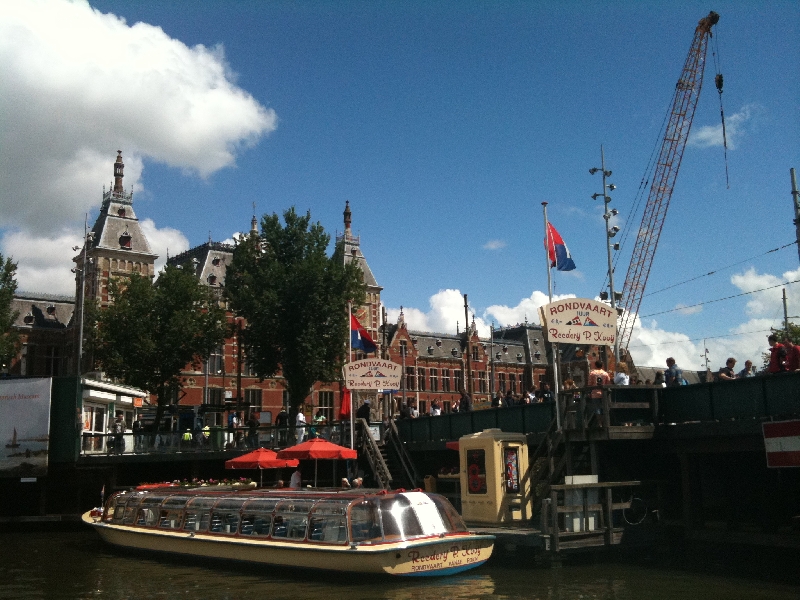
[617,11,721,353]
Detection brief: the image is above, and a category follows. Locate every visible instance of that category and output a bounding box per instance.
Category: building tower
[75,151,158,310]
[335,201,382,343]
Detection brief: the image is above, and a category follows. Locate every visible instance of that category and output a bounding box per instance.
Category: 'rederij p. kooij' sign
[345,359,402,390]
[538,298,617,346]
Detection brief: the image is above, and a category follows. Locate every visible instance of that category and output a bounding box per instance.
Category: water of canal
[0,529,798,600]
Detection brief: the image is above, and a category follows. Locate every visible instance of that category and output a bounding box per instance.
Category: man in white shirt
[290,467,302,488]
[295,410,307,443]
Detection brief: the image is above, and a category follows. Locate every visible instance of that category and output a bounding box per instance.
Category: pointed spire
[113,151,124,193]
[251,202,258,235]
[343,200,352,233]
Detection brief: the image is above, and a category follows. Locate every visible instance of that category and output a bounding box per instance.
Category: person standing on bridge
[783,335,800,372]
[737,360,755,378]
[717,358,737,381]
[767,335,787,374]
[664,357,685,386]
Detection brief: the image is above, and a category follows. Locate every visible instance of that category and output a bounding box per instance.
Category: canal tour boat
[82,486,495,577]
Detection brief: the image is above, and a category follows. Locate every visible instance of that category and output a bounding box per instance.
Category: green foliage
[224,207,366,410]
[0,254,20,367]
[96,265,228,426]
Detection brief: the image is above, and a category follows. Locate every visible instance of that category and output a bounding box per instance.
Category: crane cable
[711,28,730,189]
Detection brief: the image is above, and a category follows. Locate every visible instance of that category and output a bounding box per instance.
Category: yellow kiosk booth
[458,429,532,525]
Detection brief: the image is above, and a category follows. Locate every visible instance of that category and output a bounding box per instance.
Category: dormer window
[23,313,34,325]
[212,257,221,266]
[207,274,217,285]
[119,230,132,249]
[427,346,434,354]
[46,305,56,315]
[117,207,126,217]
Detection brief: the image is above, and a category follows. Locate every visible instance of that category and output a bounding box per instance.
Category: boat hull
[82,512,493,576]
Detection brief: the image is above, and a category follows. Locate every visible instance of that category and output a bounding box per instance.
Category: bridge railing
[657,371,800,424]
[396,403,555,444]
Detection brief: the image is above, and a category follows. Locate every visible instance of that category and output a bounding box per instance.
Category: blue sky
[1,0,798,371]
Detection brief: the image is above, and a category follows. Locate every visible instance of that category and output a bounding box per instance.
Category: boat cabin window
[122,493,146,525]
[182,497,217,532]
[349,499,383,543]
[239,512,271,537]
[108,493,129,523]
[308,500,349,544]
[136,496,167,527]
[428,494,468,533]
[158,510,183,529]
[380,496,423,540]
[209,498,247,535]
[272,499,314,540]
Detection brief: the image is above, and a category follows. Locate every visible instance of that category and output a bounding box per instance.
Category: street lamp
[72,230,94,375]
[591,145,620,365]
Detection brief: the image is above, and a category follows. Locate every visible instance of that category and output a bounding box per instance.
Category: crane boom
[618,11,720,352]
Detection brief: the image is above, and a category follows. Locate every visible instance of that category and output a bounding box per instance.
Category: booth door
[82,403,107,453]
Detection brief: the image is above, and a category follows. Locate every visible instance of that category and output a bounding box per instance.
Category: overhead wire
[644,240,798,297]
[627,326,777,349]
[641,278,800,318]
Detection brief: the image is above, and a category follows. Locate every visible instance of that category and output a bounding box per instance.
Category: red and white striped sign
[763,420,800,468]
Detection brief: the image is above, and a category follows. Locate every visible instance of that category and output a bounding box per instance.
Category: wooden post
[605,487,613,545]
[651,387,659,424]
[550,490,560,553]
[582,487,590,533]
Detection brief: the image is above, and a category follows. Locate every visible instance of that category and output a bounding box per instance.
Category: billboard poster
[538,297,617,346]
[345,359,402,390]
[0,378,52,478]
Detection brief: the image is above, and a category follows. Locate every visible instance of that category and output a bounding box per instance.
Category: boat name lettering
[408,550,448,563]
[548,328,616,343]
[346,361,399,372]
[548,301,612,318]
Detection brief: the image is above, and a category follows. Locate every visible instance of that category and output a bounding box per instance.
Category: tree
[0,254,20,370]
[95,265,228,429]
[224,207,365,422]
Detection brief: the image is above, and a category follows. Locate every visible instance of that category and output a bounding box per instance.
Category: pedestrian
[458,389,472,412]
[767,334,787,373]
[246,413,260,448]
[613,363,630,385]
[503,389,514,408]
[717,358,737,381]
[588,361,610,426]
[430,401,441,416]
[537,383,554,403]
[275,407,289,446]
[295,409,307,443]
[289,467,302,489]
[111,412,125,454]
[653,371,666,387]
[737,359,755,378]
[356,398,371,421]
[664,357,685,386]
[132,415,144,453]
[784,335,800,372]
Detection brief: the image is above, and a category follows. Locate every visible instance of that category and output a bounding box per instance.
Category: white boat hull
[83,512,494,576]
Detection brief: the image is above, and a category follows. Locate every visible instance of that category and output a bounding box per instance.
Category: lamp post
[72,229,94,376]
[590,145,620,365]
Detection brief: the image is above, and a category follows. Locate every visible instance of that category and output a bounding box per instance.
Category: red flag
[338,387,351,420]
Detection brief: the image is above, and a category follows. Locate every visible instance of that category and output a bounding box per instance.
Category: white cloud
[688,104,758,150]
[483,240,506,250]
[730,265,800,317]
[0,0,275,291]
[1,229,83,296]
[139,219,189,275]
[675,303,703,316]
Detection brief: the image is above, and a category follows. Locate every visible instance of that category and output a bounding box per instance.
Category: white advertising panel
[538,298,617,346]
[0,378,52,477]
[345,359,402,390]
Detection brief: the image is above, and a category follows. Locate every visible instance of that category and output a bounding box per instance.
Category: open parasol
[277,438,357,486]
[225,447,299,486]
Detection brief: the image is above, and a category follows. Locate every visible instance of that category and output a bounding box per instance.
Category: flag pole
[348,301,354,450]
[542,202,562,431]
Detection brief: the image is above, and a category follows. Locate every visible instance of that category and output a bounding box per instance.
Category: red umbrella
[225,448,299,486]
[225,447,300,470]
[277,438,357,460]
[277,438,357,487]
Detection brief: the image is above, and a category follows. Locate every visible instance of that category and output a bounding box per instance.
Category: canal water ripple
[0,530,798,600]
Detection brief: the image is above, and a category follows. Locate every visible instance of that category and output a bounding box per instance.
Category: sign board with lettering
[538,298,617,346]
[0,377,52,478]
[345,359,402,390]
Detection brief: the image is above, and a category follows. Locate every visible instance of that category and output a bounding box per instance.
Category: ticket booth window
[504,448,520,494]
[466,449,487,494]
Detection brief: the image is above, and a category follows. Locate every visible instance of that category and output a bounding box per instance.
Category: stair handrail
[386,419,422,488]
[356,418,392,489]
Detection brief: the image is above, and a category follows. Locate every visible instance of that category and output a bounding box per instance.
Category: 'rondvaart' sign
[345,359,402,390]
[538,298,617,346]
